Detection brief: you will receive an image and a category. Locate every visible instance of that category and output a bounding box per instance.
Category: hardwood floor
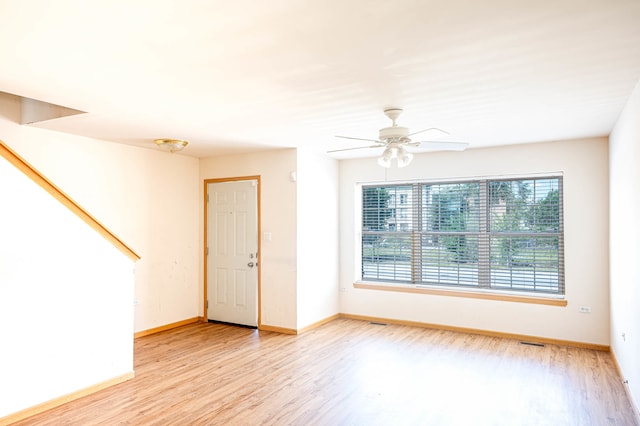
[14,319,638,425]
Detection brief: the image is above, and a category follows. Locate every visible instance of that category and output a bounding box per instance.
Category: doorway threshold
[208,319,257,330]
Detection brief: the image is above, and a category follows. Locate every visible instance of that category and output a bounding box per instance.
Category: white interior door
[207,180,258,327]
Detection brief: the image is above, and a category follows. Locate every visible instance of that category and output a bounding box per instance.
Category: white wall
[296,148,340,329]
[0,146,134,417]
[339,138,610,345]
[200,149,298,329]
[0,93,200,334]
[610,79,640,413]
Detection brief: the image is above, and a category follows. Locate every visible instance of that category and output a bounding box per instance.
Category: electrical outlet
[578,306,591,313]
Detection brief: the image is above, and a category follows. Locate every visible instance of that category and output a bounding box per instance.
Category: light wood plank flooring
[14,318,638,425]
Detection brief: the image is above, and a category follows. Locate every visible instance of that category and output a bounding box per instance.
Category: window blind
[361,176,564,295]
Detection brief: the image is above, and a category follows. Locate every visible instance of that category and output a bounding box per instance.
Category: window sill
[353,282,568,306]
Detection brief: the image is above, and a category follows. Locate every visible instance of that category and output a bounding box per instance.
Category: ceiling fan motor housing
[379,125,410,141]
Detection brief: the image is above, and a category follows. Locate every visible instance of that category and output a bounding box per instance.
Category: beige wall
[339,138,610,345]
[296,148,340,329]
[200,149,299,329]
[200,148,341,331]
[610,79,640,413]
[0,93,201,334]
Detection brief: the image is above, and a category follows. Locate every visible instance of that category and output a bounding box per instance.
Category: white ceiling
[1,0,639,159]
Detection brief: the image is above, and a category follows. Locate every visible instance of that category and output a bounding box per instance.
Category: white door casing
[206,179,258,327]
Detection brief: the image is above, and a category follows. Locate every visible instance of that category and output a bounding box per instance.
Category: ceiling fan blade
[416,141,469,151]
[335,135,382,143]
[408,127,449,139]
[327,145,383,153]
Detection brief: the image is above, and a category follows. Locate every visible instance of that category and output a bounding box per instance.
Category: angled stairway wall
[0,141,138,420]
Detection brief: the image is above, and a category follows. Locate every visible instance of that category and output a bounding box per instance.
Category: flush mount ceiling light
[154,138,188,153]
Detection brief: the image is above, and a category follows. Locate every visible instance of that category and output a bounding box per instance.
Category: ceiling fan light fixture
[396,146,414,168]
[377,146,394,168]
[377,145,414,168]
[154,138,188,153]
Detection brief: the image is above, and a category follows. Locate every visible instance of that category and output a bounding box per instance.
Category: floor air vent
[520,341,545,347]
[369,321,388,326]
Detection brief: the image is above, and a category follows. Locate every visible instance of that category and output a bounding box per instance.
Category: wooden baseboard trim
[134,317,203,339]
[0,372,134,426]
[257,314,341,335]
[136,314,610,351]
[611,351,640,424]
[339,313,610,351]
[258,324,298,335]
[297,314,340,334]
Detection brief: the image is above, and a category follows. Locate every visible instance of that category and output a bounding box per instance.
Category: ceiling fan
[329,108,468,168]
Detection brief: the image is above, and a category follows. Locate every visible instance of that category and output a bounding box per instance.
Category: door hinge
[206,300,209,309]
[206,193,209,203]
[206,247,209,256]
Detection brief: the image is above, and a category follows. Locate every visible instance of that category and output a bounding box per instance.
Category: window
[361,176,564,296]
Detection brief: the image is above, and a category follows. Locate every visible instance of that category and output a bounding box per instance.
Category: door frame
[204,175,261,327]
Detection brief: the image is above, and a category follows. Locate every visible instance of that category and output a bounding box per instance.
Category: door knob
[248,262,254,267]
